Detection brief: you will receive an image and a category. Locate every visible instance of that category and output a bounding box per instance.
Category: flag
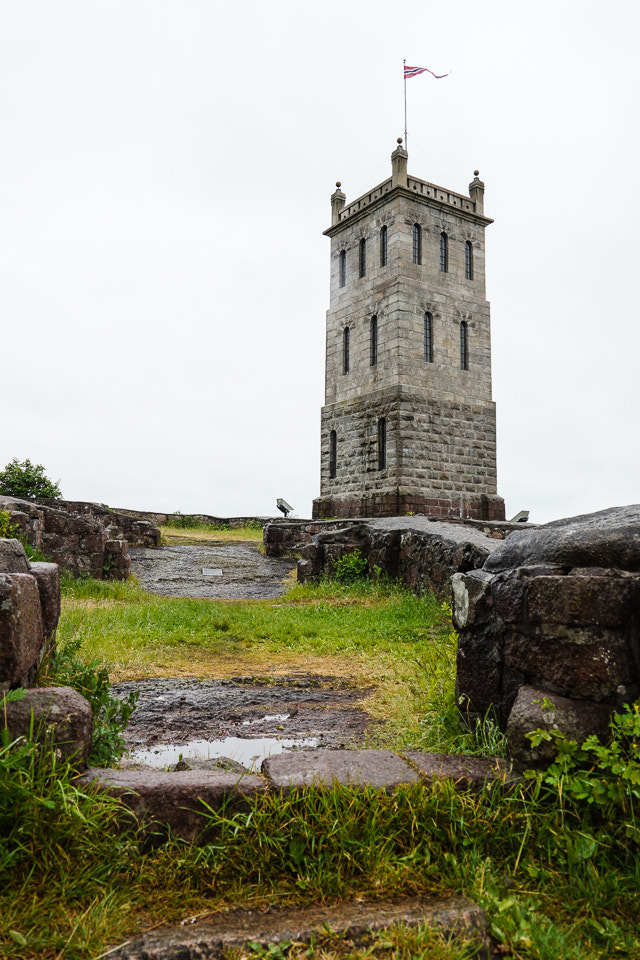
[404,64,449,80]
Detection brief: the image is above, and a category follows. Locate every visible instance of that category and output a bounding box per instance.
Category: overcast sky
[1,1,638,523]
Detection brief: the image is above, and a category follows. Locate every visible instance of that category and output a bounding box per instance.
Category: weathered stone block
[401,751,515,791]
[503,630,631,702]
[80,768,267,841]
[506,685,614,771]
[0,538,30,573]
[527,574,639,629]
[3,686,93,769]
[0,573,43,688]
[451,570,493,630]
[29,562,61,641]
[263,749,419,792]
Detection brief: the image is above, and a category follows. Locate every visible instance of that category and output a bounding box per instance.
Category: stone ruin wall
[0,496,162,580]
[0,538,93,767]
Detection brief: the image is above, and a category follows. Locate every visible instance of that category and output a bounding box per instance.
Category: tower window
[412,223,422,264]
[465,241,474,280]
[370,315,378,366]
[439,232,448,272]
[343,326,350,374]
[380,226,388,267]
[359,238,367,277]
[377,417,387,470]
[460,321,469,370]
[329,430,337,479]
[339,249,346,288]
[424,312,433,363]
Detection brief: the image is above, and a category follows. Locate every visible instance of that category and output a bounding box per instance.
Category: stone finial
[469,170,485,215]
[331,182,346,225]
[391,138,408,189]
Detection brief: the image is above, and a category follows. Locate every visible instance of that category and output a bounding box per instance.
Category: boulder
[29,562,61,642]
[484,504,640,573]
[3,686,93,769]
[505,685,614,771]
[0,538,30,573]
[0,572,44,689]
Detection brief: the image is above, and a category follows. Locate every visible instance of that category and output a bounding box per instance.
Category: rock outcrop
[452,505,640,768]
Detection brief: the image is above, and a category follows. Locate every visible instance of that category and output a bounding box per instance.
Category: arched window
[329,430,337,479]
[424,312,433,363]
[460,321,469,370]
[339,249,346,288]
[439,232,448,272]
[380,226,388,267]
[359,238,366,278]
[412,223,422,264]
[343,326,350,374]
[370,315,378,366]
[465,241,473,280]
[377,417,387,470]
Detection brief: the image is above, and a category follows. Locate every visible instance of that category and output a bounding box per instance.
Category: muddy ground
[121,542,377,767]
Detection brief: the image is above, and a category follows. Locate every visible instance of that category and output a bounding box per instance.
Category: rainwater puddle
[125,735,318,771]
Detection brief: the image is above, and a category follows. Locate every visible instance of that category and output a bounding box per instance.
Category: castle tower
[312,140,505,521]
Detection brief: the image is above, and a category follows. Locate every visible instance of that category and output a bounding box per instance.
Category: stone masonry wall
[1,495,131,580]
[452,505,640,769]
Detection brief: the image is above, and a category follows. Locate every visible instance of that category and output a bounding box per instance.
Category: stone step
[102,893,490,960]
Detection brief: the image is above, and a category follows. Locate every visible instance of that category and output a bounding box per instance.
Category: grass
[2,574,639,957]
[160,521,264,543]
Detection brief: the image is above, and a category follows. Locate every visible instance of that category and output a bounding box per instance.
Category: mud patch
[114,676,377,770]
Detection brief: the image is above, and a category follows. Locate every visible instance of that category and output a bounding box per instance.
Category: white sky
[1,0,638,523]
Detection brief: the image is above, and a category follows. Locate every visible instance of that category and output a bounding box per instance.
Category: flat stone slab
[79,767,267,841]
[401,751,514,791]
[263,749,420,791]
[105,893,490,959]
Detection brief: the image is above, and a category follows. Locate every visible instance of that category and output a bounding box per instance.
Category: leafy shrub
[331,548,369,583]
[526,701,640,857]
[0,508,19,539]
[42,637,138,767]
[0,458,61,499]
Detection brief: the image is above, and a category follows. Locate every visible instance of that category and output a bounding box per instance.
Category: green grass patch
[160,520,264,542]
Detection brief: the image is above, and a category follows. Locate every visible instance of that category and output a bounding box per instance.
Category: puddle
[125,735,318,771]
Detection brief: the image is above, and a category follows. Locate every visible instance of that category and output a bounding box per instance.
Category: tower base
[312,492,505,521]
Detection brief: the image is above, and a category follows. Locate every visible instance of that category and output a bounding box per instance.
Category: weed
[0,509,18,539]
[39,633,138,766]
[331,549,369,583]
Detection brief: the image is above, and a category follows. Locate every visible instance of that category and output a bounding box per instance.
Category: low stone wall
[1,495,131,580]
[264,516,527,593]
[115,508,276,529]
[37,499,161,548]
[0,538,93,765]
[452,505,640,768]
[264,516,524,563]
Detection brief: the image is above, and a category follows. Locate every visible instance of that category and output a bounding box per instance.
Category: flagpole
[403,59,408,153]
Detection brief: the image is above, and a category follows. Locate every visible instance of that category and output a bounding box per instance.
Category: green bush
[0,508,19,539]
[0,458,61,499]
[42,636,138,767]
[331,548,369,583]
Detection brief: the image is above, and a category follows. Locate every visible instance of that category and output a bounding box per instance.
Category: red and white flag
[404,64,449,80]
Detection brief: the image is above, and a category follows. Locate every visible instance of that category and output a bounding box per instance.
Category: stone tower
[312,140,505,521]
